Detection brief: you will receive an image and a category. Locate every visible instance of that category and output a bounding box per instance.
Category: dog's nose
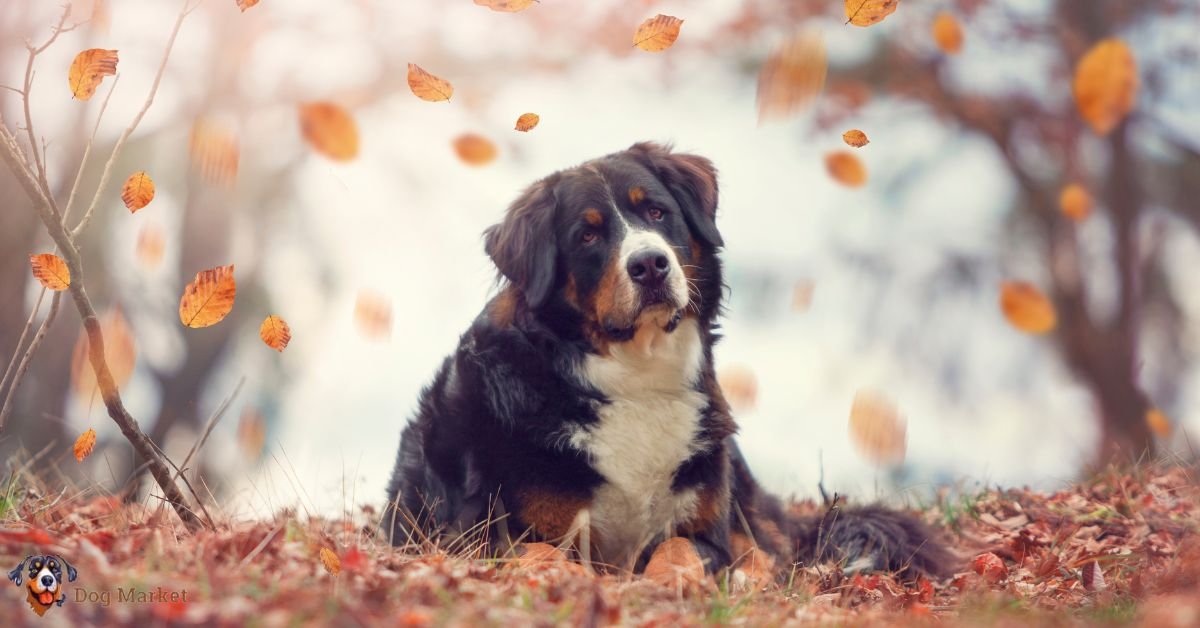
[40,575,54,587]
[627,250,671,287]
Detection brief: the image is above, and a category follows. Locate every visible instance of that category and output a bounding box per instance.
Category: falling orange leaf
[236,0,259,11]
[717,365,758,413]
[121,171,155,212]
[999,281,1057,334]
[71,309,136,400]
[319,547,341,575]
[931,12,964,54]
[453,134,498,166]
[1146,408,1172,438]
[237,408,267,460]
[136,224,165,270]
[259,315,291,352]
[792,279,815,312]
[407,64,453,102]
[189,120,239,186]
[473,0,536,11]
[299,102,359,162]
[844,0,900,27]
[1073,39,1138,135]
[68,49,118,100]
[633,15,683,52]
[29,253,71,291]
[848,390,906,465]
[756,32,827,123]
[179,265,237,329]
[1059,183,1092,222]
[355,291,393,339]
[514,113,540,132]
[825,151,867,187]
[842,129,869,148]
[73,428,97,462]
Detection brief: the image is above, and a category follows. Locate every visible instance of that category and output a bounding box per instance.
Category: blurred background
[2,0,1199,518]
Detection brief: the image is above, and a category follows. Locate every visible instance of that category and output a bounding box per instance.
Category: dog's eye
[647,207,665,221]
[580,229,599,244]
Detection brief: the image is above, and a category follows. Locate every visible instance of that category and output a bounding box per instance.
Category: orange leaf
[825,151,867,187]
[189,120,239,186]
[179,265,237,328]
[844,0,899,27]
[1146,408,1172,438]
[644,538,704,588]
[514,113,540,132]
[633,14,683,52]
[355,291,393,339]
[407,64,453,102]
[299,102,359,162]
[121,171,155,212]
[971,552,1008,583]
[236,0,259,11]
[71,309,137,400]
[792,279,815,312]
[473,0,536,11]
[136,224,165,270]
[259,315,291,352]
[842,129,869,148]
[29,253,71,291]
[68,49,118,100]
[74,428,97,462]
[999,281,1057,334]
[848,390,906,465]
[931,12,964,54]
[756,32,827,123]
[319,547,341,575]
[1073,39,1138,135]
[717,364,757,413]
[1059,183,1092,222]
[453,134,498,166]
[237,408,267,460]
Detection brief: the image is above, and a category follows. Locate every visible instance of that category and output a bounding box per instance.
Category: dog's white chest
[571,319,707,567]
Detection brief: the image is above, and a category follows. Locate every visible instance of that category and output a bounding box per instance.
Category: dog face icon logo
[7,554,77,617]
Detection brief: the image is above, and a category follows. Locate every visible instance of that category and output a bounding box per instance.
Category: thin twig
[61,74,119,225]
[0,288,47,405]
[73,0,190,238]
[0,292,62,431]
[173,377,245,485]
[22,4,74,193]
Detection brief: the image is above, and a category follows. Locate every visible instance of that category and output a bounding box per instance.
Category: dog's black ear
[8,557,29,586]
[627,142,722,248]
[55,557,77,582]
[484,179,559,310]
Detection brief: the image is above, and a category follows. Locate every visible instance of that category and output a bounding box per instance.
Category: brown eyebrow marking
[583,208,603,226]
[628,186,645,205]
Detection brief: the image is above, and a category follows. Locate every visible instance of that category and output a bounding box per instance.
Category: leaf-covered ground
[1,463,1198,627]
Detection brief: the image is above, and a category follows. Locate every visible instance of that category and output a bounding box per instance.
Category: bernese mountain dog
[383,142,953,579]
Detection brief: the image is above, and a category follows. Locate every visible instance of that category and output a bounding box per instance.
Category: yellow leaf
[259,315,292,352]
[825,151,867,187]
[299,102,359,162]
[931,12,964,54]
[236,0,259,11]
[1000,281,1057,334]
[1146,408,1172,437]
[453,134,498,166]
[237,408,267,460]
[319,547,341,575]
[717,365,757,413]
[633,14,683,52]
[842,129,869,148]
[73,428,97,462]
[756,32,827,123]
[1059,183,1092,222]
[179,265,237,328]
[848,390,906,465]
[407,64,453,102]
[514,113,540,132]
[29,253,71,291]
[68,48,118,100]
[473,0,535,11]
[121,171,155,212]
[1073,39,1138,135]
[71,309,136,400]
[355,291,392,339]
[844,0,900,27]
[189,120,239,186]
[136,224,165,270]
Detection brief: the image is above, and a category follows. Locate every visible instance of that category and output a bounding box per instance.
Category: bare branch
[0,289,47,417]
[22,5,73,201]
[0,292,63,431]
[62,74,120,225]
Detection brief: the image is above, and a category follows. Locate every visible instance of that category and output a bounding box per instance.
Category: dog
[8,554,76,616]
[383,142,954,579]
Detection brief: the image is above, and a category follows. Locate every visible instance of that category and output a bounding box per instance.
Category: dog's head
[8,554,75,609]
[484,142,723,347]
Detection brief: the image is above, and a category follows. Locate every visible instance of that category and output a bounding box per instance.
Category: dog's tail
[727,442,957,579]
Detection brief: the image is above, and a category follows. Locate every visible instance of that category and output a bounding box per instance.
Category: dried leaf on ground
[179,265,237,328]
[29,253,70,291]
[633,15,683,52]
[319,547,341,575]
[644,537,704,588]
[68,48,118,99]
